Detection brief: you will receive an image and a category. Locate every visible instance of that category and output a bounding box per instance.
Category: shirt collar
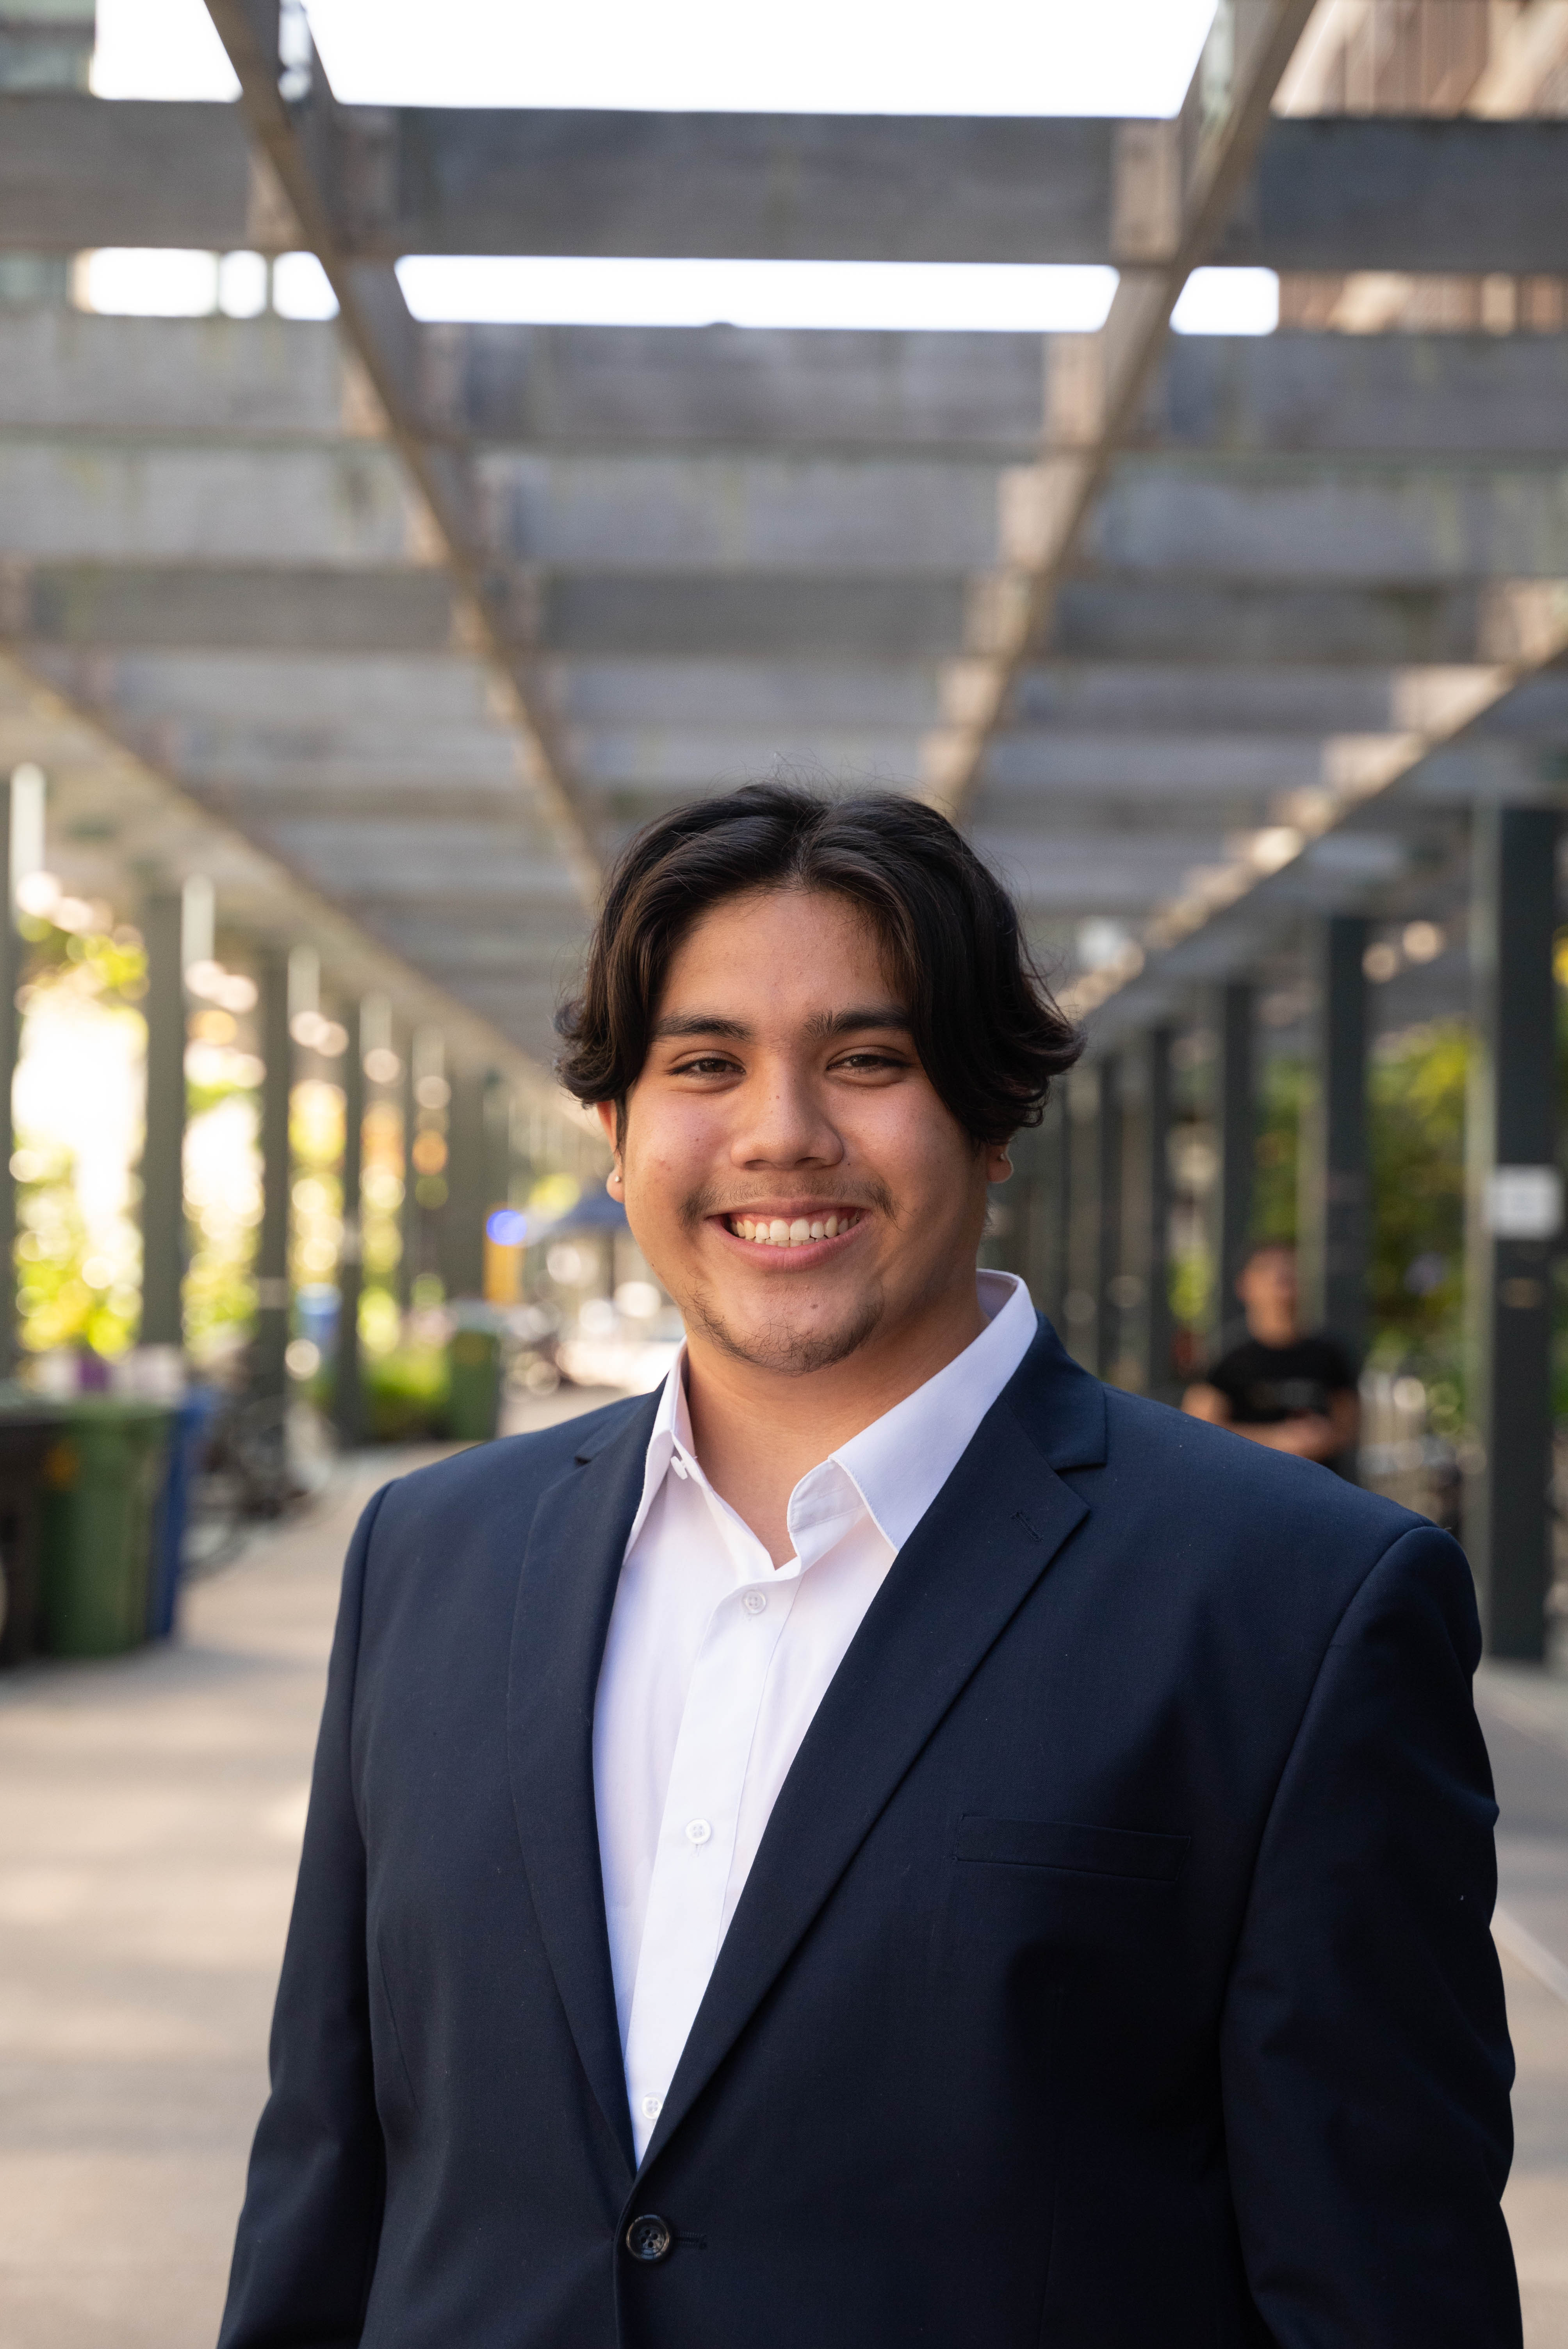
[624,1271,1036,1563]
[828,1271,1036,1551]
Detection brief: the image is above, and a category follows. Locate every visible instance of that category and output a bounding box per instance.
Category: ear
[595,1098,624,1191]
[986,1141,1014,1184]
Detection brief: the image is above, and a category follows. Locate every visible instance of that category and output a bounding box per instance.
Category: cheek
[844,1096,976,1208]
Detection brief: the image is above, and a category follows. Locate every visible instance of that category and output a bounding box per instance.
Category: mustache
[678,1176,898,1233]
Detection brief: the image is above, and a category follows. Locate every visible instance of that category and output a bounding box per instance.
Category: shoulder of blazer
[367,1388,657,1540]
[1090,1380,1429,1577]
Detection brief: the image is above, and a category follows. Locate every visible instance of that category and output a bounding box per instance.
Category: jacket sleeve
[218,1483,393,2349]
[1221,1520,1521,2348]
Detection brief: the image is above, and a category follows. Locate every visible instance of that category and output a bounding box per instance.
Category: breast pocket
[956,1814,1189,1884]
[944,1814,1191,1998]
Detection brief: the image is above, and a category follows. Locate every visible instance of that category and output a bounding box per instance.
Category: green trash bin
[38,1400,174,1658]
[445,1325,502,1444]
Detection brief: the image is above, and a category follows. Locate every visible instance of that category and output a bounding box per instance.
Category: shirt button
[742,1589,767,1614]
[640,2093,663,2121]
[684,1818,713,1846]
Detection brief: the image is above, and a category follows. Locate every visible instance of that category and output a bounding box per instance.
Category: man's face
[1238,1248,1297,1325]
[600,886,1001,1377]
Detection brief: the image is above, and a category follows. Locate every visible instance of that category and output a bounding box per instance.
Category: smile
[725,1210,863,1249]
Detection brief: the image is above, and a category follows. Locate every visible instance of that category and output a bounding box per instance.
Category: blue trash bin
[148,1387,220,1640]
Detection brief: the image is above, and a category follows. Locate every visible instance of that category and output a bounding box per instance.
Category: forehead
[658,886,896,1004]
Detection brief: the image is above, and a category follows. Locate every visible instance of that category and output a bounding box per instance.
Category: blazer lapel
[641,1320,1105,2171]
[506,1392,661,2180]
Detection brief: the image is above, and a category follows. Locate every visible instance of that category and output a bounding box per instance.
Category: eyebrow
[651,1004,912,1043]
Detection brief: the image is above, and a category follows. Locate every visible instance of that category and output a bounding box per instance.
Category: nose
[728,1056,844,1170]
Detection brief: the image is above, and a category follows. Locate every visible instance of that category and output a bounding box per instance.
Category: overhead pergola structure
[1,0,1566,1642]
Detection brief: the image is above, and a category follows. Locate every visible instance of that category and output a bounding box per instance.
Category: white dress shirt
[592,1269,1037,2158]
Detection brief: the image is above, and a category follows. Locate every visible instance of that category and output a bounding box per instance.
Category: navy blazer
[219,1318,1518,2347]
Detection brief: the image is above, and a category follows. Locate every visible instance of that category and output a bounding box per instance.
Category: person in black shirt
[1183,1241,1360,1467]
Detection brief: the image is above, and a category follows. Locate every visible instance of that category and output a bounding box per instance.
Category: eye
[832,1049,908,1073]
[672,1053,740,1077]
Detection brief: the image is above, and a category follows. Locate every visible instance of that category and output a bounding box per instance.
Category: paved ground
[1,1440,1566,2347]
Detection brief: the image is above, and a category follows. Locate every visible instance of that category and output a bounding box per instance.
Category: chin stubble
[677,1174,896,1376]
[684,1282,886,1376]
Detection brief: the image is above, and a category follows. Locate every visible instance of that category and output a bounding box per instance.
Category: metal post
[442,1060,486,1300]
[333,998,365,1447]
[1096,1055,1123,1383]
[1465,806,1560,1660]
[252,947,290,1400]
[1301,914,1369,1361]
[0,775,16,1381]
[1212,982,1256,1354]
[139,892,187,1351]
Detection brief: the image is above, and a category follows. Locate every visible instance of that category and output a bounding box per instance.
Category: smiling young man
[219,784,1518,2349]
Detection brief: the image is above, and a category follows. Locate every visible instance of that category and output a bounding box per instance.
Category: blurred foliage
[1252,1056,1307,1246]
[290,1081,345,1292]
[13,918,147,1358]
[13,1139,130,1356]
[365,1342,450,1442]
[1366,1022,1469,1390]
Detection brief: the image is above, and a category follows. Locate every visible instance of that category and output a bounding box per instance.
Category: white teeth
[731,1211,857,1245]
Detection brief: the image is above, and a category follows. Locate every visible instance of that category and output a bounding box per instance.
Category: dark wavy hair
[555,782,1081,1144]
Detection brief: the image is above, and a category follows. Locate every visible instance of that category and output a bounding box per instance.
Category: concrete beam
[1048,578,1506,667]
[1218,114,1568,276]
[14,313,1568,466]
[7,563,463,656]
[0,312,349,437]
[981,730,1332,795]
[445,323,1045,453]
[0,440,422,565]
[1087,455,1568,583]
[8,558,1502,671]
[1146,332,1568,462]
[7,96,1568,272]
[483,450,1004,573]
[0,94,1115,262]
[541,574,968,659]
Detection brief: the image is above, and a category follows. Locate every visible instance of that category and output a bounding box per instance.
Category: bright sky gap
[82,4,1265,330]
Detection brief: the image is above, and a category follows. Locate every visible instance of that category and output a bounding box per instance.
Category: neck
[1247,1309,1298,1347]
[683,1271,990,1567]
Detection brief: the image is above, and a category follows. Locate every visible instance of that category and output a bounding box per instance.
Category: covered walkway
[0,1451,1566,2347]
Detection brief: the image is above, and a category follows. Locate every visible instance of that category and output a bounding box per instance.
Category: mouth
[720,1207,865,1251]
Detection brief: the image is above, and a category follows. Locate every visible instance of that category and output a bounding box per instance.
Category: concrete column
[1212,982,1256,1354]
[442,1061,486,1300]
[333,999,364,1447]
[1095,1055,1123,1382]
[483,1071,511,1220]
[1300,915,1369,1360]
[1124,1027,1176,1399]
[139,893,187,1351]
[1049,1081,1073,1329]
[251,948,291,1401]
[1465,806,1561,1659]
[0,775,16,1380]
[1066,1066,1102,1371]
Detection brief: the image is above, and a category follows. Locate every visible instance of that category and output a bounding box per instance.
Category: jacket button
[624,2214,673,2263]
